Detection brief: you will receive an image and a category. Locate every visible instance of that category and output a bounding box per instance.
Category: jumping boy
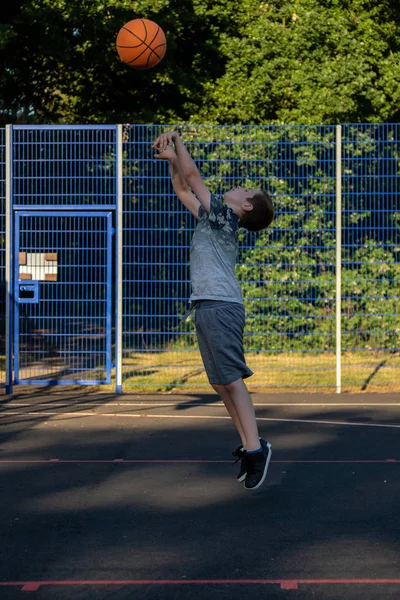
[152,130,275,490]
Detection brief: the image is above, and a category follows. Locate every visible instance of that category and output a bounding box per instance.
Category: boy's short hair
[240,190,275,232]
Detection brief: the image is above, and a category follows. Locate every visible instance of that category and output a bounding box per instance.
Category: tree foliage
[1,4,399,356]
[0,0,238,124]
[126,123,398,353]
[198,0,400,123]
[1,0,400,124]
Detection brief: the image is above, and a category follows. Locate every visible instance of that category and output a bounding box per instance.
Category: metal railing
[1,124,399,392]
[0,129,5,386]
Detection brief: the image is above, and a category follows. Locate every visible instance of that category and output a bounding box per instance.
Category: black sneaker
[232,445,247,482]
[244,440,272,490]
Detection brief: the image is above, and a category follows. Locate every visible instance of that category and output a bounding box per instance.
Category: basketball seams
[141,19,148,43]
[117,19,166,69]
[121,23,160,56]
[146,25,161,67]
[150,28,167,60]
[121,26,147,47]
[126,45,152,66]
[151,43,167,52]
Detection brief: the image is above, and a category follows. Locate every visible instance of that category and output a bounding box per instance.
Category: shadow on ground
[0,392,399,598]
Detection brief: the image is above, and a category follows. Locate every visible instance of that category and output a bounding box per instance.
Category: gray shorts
[194,300,253,386]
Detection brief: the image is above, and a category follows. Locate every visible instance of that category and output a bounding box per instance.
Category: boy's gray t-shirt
[189,194,243,304]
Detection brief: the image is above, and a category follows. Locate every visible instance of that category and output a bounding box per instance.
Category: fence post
[335,124,342,394]
[115,124,123,393]
[5,125,12,395]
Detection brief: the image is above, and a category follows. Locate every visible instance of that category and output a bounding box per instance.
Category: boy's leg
[225,377,260,451]
[211,383,247,449]
[226,377,272,490]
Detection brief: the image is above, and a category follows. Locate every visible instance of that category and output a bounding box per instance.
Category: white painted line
[114,402,400,408]
[7,402,400,408]
[1,411,400,429]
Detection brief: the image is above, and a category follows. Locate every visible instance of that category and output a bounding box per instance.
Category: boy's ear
[242,202,254,213]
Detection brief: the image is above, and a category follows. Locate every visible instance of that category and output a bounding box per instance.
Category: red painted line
[1,579,400,590]
[21,583,40,591]
[0,459,398,464]
[273,459,399,464]
[0,459,233,464]
[281,581,298,590]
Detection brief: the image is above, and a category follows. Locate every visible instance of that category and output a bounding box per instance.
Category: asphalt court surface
[1,389,400,599]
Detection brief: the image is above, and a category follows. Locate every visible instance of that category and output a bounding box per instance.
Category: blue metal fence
[1,123,399,392]
[0,129,5,386]
[341,124,400,389]
[5,125,117,388]
[122,125,338,390]
[12,125,117,207]
[14,211,113,385]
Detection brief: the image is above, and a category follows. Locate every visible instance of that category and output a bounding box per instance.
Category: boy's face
[223,186,258,216]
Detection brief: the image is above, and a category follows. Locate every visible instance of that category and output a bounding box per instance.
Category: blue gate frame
[13,211,113,385]
[5,124,122,392]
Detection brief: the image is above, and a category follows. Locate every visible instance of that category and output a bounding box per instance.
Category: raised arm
[153,144,201,219]
[153,131,211,213]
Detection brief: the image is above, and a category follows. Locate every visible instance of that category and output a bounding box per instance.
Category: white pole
[5,125,12,394]
[335,124,342,394]
[115,124,123,393]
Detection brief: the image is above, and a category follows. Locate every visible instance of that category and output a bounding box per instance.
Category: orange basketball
[116,19,167,70]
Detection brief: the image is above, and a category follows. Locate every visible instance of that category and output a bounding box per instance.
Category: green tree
[172,123,399,354]
[2,0,400,125]
[0,0,241,125]
[196,0,400,124]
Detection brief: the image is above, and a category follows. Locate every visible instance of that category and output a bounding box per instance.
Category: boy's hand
[152,130,177,153]
[153,144,176,161]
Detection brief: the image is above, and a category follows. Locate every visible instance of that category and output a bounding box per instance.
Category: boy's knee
[224,378,243,394]
[212,383,226,397]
